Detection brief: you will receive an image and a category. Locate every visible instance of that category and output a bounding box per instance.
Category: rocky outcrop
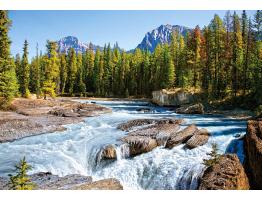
[245,119,262,189]
[72,178,123,190]
[199,154,249,190]
[0,98,111,143]
[121,136,158,156]
[0,172,123,190]
[116,118,210,157]
[152,89,196,106]
[99,145,117,160]
[185,128,210,149]
[117,118,183,132]
[165,125,198,149]
[176,103,204,114]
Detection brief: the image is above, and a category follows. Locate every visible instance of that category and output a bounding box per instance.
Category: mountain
[57,25,191,54]
[136,24,191,52]
[57,36,103,53]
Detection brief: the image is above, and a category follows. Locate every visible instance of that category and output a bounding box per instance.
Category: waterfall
[0,99,247,189]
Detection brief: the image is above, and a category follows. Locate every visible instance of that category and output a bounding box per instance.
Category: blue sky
[9,10,256,58]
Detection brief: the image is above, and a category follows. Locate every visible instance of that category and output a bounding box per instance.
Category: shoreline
[0,97,253,143]
[0,97,112,143]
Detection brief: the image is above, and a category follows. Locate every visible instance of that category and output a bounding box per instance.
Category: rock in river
[199,154,249,190]
[176,103,204,114]
[117,118,183,132]
[165,125,198,149]
[99,144,117,160]
[121,136,158,156]
[185,128,210,149]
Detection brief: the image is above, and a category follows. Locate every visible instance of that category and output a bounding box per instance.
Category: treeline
[0,10,261,108]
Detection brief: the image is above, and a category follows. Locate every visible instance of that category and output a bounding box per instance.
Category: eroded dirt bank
[0,98,111,143]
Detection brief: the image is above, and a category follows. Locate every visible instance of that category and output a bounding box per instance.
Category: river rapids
[0,100,247,189]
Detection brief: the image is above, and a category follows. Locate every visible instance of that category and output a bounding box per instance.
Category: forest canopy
[0,10,261,109]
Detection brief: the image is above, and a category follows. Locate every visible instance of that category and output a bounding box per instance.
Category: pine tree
[253,10,262,104]
[231,12,243,97]
[67,48,77,95]
[85,47,95,93]
[75,52,86,96]
[20,40,30,97]
[112,47,121,95]
[0,11,18,108]
[14,53,22,92]
[42,41,59,99]
[29,44,41,97]
[59,53,67,94]
[209,15,226,97]
[161,44,174,89]
[103,44,112,96]
[8,157,35,190]
[177,35,186,88]
[202,143,222,167]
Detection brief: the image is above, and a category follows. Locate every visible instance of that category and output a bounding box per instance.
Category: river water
[0,100,247,189]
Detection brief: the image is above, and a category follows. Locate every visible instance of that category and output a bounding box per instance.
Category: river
[0,99,247,189]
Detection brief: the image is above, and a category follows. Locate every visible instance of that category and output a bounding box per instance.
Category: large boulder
[99,145,117,160]
[127,122,181,139]
[165,125,198,149]
[121,136,158,156]
[117,118,183,132]
[152,89,196,106]
[245,119,262,189]
[199,154,249,190]
[185,128,210,149]
[176,103,204,114]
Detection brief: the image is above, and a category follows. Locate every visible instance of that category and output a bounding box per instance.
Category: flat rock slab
[117,118,183,132]
[127,123,181,139]
[185,128,210,149]
[165,125,198,149]
[0,98,111,143]
[72,178,123,190]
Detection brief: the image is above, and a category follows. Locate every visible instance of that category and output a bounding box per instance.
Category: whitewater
[0,100,246,189]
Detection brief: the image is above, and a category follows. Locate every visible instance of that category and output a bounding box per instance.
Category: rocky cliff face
[245,119,262,189]
[199,154,249,190]
[152,89,196,107]
[137,24,190,52]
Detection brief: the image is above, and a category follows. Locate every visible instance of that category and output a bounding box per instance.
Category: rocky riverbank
[245,117,262,189]
[199,154,250,190]
[0,98,112,143]
[0,172,123,190]
[152,89,254,119]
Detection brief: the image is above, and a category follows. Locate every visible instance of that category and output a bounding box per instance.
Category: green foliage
[20,40,30,98]
[41,41,59,99]
[8,157,35,190]
[0,11,18,108]
[0,10,261,108]
[67,48,77,96]
[202,143,222,167]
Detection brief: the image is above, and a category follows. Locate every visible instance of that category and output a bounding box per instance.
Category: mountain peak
[57,36,88,53]
[137,24,191,52]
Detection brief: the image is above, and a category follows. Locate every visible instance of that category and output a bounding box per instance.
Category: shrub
[202,143,222,167]
[8,157,35,190]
